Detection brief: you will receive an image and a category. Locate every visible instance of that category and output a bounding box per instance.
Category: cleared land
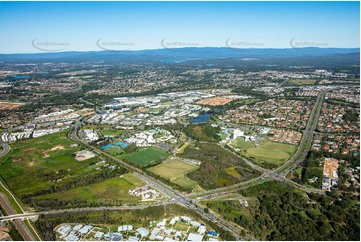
[0,131,99,197]
[237,139,296,168]
[195,96,234,106]
[288,79,316,85]
[123,147,168,167]
[0,102,24,110]
[35,173,145,205]
[148,158,199,190]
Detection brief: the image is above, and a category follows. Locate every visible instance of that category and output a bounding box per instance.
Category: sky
[0,1,359,53]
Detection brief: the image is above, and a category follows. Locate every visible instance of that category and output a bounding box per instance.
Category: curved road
[0,92,325,241]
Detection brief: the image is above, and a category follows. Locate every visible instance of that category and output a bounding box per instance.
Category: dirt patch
[28,162,34,167]
[0,102,24,110]
[43,154,50,158]
[50,145,64,151]
[23,148,36,152]
[195,96,234,106]
[13,158,23,163]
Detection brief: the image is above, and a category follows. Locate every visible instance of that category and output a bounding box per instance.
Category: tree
[204,207,209,213]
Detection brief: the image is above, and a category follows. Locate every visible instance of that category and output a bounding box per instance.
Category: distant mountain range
[0,47,359,62]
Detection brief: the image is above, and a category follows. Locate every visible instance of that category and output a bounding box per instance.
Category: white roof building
[190,221,201,227]
[197,225,207,235]
[187,233,204,241]
[118,225,133,232]
[169,216,179,225]
[72,224,83,232]
[78,225,93,235]
[94,232,104,239]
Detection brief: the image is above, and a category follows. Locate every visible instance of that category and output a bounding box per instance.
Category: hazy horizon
[0,1,359,54]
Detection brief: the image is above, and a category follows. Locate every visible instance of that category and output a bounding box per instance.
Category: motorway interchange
[0,92,325,241]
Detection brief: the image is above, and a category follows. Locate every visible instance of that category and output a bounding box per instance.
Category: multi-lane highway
[67,125,248,240]
[0,92,325,241]
[0,192,36,241]
[188,92,326,199]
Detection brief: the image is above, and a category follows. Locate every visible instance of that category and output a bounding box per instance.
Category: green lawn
[172,177,199,190]
[123,147,168,166]
[36,173,145,204]
[148,158,199,191]
[105,147,124,156]
[0,131,99,196]
[239,139,297,168]
[148,158,198,180]
[224,166,242,179]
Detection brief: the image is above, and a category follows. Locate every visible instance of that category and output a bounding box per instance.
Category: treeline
[22,165,128,205]
[232,86,267,98]
[237,181,360,240]
[343,108,359,122]
[183,124,221,142]
[181,142,261,190]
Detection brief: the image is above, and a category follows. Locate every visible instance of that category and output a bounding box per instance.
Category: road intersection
[0,92,325,241]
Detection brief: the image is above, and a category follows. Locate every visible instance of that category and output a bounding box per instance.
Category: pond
[190,113,212,123]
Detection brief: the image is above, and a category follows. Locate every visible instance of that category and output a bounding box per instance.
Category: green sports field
[0,131,99,196]
[123,147,168,166]
[239,139,297,168]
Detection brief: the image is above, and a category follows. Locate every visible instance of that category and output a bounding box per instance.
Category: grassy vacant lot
[0,131,99,197]
[288,79,316,85]
[105,147,124,156]
[237,139,296,168]
[148,158,199,190]
[176,143,190,155]
[180,143,261,190]
[123,147,168,167]
[36,173,145,205]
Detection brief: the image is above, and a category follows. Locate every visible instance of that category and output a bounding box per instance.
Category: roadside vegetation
[35,204,235,241]
[34,173,145,208]
[204,181,359,240]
